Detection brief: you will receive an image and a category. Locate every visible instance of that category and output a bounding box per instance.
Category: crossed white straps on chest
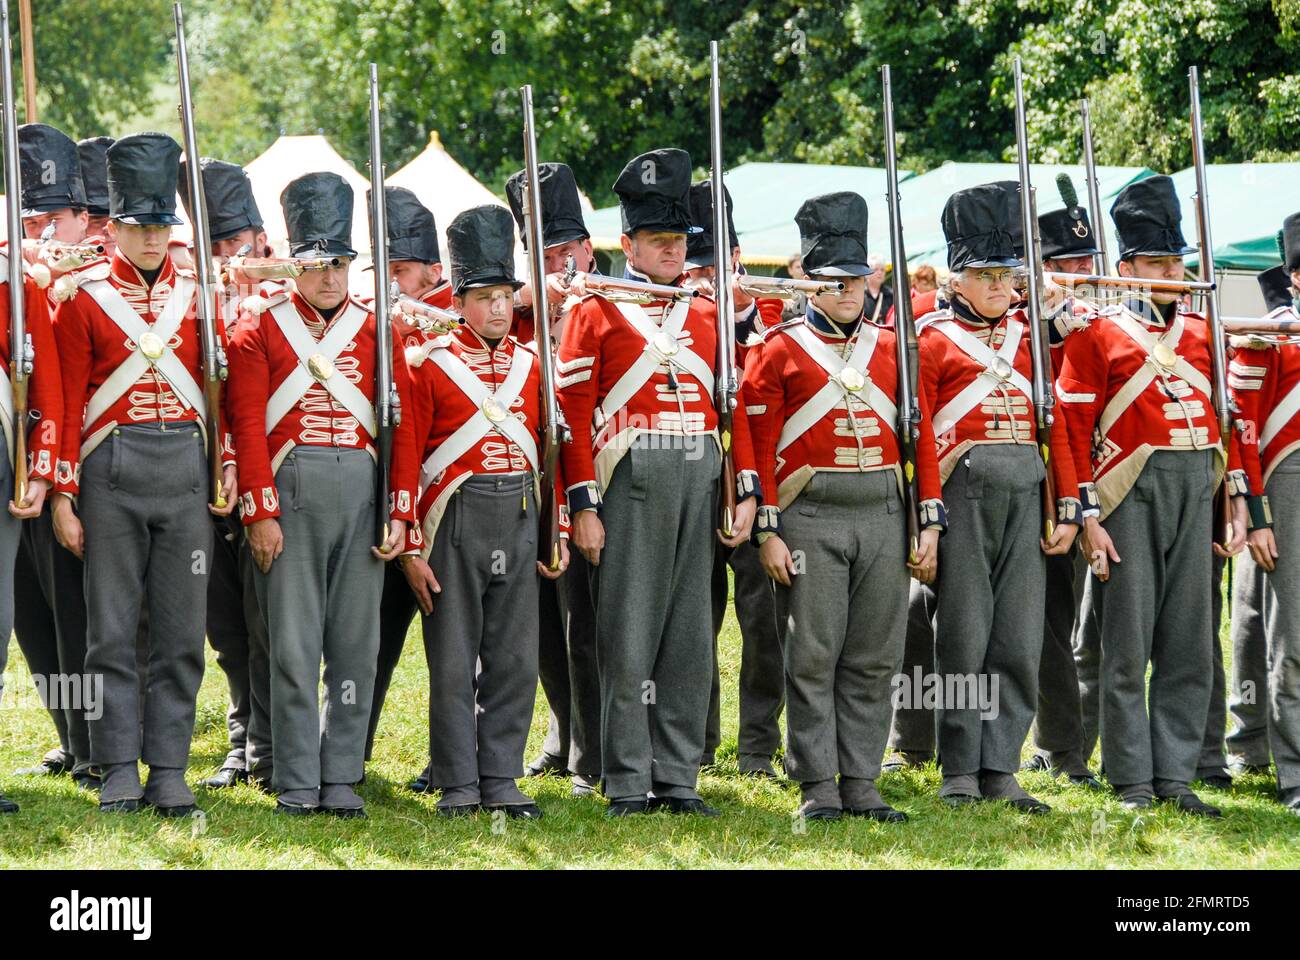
[266,299,376,436]
[1100,309,1212,439]
[597,299,714,424]
[929,317,1031,435]
[420,345,538,488]
[80,275,206,430]
[777,321,896,454]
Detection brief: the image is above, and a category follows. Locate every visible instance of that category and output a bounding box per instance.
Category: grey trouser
[1031,549,1088,761]
[1261,453,1300,789]
[1095,450,1215,790]
[206,513,254,770]
[536,548,602,776]
[1198,555,1229,778]
[887,581,936,754]
[13,504,91,768]
[706,539,783,761]
[80,423,211,768]
[240,535,273,775]
[254,447,381,791]
[1227,553,1270,765]
[594,437,719,798]
[777,471,908,783]
[1075,569,1103,766]
[424,474,539,788]
[365,560,419,760]
[933,444,1046,775]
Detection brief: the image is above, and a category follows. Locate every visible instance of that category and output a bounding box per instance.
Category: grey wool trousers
[1227,553,1270,766]
[933,444,1046,776]
[1074,569,1104,766]
[776,471,908,784]
[79,423,211,769]
[535,548,601,778]
[0,451,21,688]
[1031,549,1089,769]
[1198,555,1230,779]
[254,447,381,791]
[423,473,539,789]
[1094,449,1216,791]
[1261,452,1300,789]
[206,513,255,770]
[593,436,719,799]
[887,580,937,754]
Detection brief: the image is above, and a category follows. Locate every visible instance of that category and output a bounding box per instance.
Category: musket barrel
[737,275,843,297]
[1,0,27,504]
[1079,98,1111,276]
[368,61,398,548]
[585,275,697,302]
[1044,271,1215,294]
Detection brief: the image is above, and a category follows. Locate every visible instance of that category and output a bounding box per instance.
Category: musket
[367,62,400,549]
[225,255,342,281]
[1,0,29,506]
[709,40,739,537]
[519,83,570,571]
[1044,271,1215,295]
[736,275,843,299]
[174,3,227,510]
[882,64,922,564]
[392,292,462,336]
[1079,98,1111,276]
[1013,56,1057,541]
[584,275,698,303]
[1189,65,1237,550]
[1222,315,1300,338]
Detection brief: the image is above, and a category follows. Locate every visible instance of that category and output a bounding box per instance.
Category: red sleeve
[1047,387,1080,508]
[1055,320,1108,509]
[744,337,784,511]
[914,373,942,505]
[729,380,758,487]
[556,298,602,510]
[755,297,783,329]
[213,292,236,467]
[401,357,437,554]
[51,292,94,497]
[1228,344,1275,497]
[227,316,277,524]
[388,329,418,524]
[21,279,62,484]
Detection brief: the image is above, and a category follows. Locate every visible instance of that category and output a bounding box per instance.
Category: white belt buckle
[1153,343,1177,370]
[483,395,508,423]
[839,366,866,393]
[991,356,1013,381]
[307,353,335,381]
[652,330,680,359]
[138,330,165,362]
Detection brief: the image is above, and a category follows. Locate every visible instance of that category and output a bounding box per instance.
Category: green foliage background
[18,0,1300,206]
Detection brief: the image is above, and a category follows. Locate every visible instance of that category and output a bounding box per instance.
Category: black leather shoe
[99,798,141,814]
[1020,754,1051,773]
[648,797,720,817]
[1229,762,1271,777]
[1007,797,1051,815]
[435,803,480,818]
[524,754,568,778]
[606,799,649,817]
[321,806,366,819]
[152,803,198,819]
[570,775,599,798]
[1120,796,1153,811]
[73,771,102,792]
[1067,774,1106,791]
[1165,793,1222,818]
[14,754,71,777]
[274,800,317,816]
[800,806,842,821]
[846,805,908,823]
[1197,774,1233,791]
[0,794,18,814]
[940,793,980,808]
[1278,786,1300,813]
[407,768,433,794]
[201,767,248,789]
[486,803,543,820]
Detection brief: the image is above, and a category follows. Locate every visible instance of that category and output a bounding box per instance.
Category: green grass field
[1,592,1297,869]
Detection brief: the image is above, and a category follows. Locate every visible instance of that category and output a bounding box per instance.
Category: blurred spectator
[911,264,938,293]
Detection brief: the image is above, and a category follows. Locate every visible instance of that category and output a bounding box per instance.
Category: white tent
[387,129,514,264]
[244,135,372,259]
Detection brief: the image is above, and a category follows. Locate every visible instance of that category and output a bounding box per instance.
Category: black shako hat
[1257,265,1292,312]
[613,148,701,236]
[1039,173,1100,261]
[1110,175,1196,261]
[684,179,737,270]
[280,171,357,259]
[942,182,1023,271]
[180,157,263,242]
[795,191,872,277]
[505,162,589,250]
[76,136,113,218]
[18,123,87,216]
[107,133,184,226]
[367,186,439,264]
[447,204,523,295]
[1281,211,1300,274]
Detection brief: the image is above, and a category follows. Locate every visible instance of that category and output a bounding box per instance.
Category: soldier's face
[109,222,172,270]
[389,260,442,298]
[1120,255,1184,304]
[23,208,88,242]
[622,230,686,285]
[812,275,866,323]
[543,238,593,275]
[1291,269,1300,296]
[456,285,514,341]
[1046,255,1093,276]
[213,228,268,259]
[954,267,1013,317]
[295,260,351,311]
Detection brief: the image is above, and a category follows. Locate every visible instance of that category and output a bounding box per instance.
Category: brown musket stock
[228,255,343,280]
[736,275,844,298]
[585,274,698,303]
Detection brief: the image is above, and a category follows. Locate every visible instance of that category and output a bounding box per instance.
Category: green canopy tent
[1168,163,1300,272]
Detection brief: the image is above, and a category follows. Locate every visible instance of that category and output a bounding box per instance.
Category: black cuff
[1247,494,1273,532]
